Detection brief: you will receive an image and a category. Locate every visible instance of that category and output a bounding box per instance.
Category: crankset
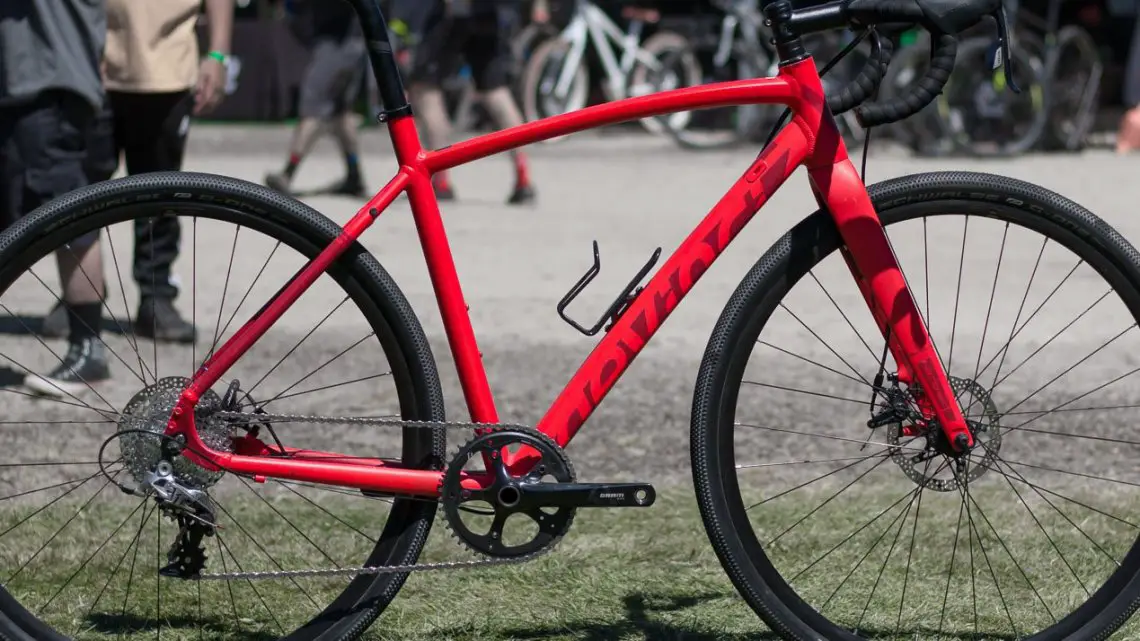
[441,427,655,558]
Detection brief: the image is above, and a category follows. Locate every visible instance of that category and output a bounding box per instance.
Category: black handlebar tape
[826,32,894,116]
[844,0,931,27]
[854,31,956,127]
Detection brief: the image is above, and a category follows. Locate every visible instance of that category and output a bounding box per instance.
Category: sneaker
[265,172,293,195]
[24,338,111,398]
[330,174,368,198]
[136,297,197,344]
[40,301,69,339]
[507,183,536,206]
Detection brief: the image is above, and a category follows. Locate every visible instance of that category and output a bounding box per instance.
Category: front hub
[886,375,1003,492]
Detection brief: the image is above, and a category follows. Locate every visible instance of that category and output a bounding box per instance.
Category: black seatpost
[345,0,412,120]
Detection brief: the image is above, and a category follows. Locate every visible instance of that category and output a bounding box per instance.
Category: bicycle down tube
[167,57,973,498]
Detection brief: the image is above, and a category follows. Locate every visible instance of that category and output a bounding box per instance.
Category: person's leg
[324,38,369,196]
[408,7,463,199]
[115,90,197,343]
[1118,16,1140,153]
[40,95,119,339]
[15,92,111,396]
[266,39,343,193]
[468,11,535,204]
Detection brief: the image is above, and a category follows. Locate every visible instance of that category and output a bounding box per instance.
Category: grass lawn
[2,481,1138,640]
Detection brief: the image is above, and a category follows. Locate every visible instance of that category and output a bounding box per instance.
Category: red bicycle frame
[167,55,972,497]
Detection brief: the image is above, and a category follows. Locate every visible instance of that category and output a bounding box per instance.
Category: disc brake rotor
[888,376,1002,492]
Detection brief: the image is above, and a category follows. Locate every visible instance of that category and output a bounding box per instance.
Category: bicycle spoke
[104,230,153,384]
[236,476,341,568]
[40,497,148,613]
[984,288,1112,398]
[741,380,866,405]
[988,456,1090,596]
[246,295,351,397]
[210,499,321,609]
[971,222,1009,384]
[895,458,929,633]
[946,217,968,374]
[274,480,376,541]
[989,458,1128,567]
[257,332,376,409]
[1001,323,1136,416]
[855,480,919,632]
[817,487,920,610]
[149,221,159,380]
[959,467,1020,638]
[778,303,871,385]
[977,256,1081,383]
[262,372,392,405]
[7,470,119,584]
[736,422,924,454]
[215,533,285,635]
[757,340,869,386]
[964,478,1056,625]
[935,496,967,639]
[213,241,282,348]
[0,307,121,413]
[765,454,894,546]
[809,271,877,362]
[205,224,241,365]
[88,499,155,619]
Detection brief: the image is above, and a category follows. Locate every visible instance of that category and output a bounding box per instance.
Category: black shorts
[85,90,194,182]
[409,8,516,92]
[0,91,95,234]
[300,36,368,119]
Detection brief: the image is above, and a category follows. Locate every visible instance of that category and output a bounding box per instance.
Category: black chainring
[441,428,575,558]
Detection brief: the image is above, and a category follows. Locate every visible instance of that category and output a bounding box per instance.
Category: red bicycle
[2,0,1139,639]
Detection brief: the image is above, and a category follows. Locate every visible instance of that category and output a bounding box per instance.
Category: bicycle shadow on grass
[491,590,1021,641]
[86,612,276,641]
[493,591,781,641]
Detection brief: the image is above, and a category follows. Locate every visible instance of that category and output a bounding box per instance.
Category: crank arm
[519,482,656,508]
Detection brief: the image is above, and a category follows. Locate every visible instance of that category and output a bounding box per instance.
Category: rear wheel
[693,172,1140,640]
[0,172,446,641]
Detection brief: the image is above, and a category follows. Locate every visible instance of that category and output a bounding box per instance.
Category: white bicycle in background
[520,0,702,139]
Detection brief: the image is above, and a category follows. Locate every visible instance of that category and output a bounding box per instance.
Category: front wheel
[693,172,1140,640]
[0,172,447,641]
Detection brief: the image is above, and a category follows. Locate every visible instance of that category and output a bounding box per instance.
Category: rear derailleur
[439,427,656,559]
[148,452,218,580]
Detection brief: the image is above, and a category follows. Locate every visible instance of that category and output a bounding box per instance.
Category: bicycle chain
[190,411,555,581]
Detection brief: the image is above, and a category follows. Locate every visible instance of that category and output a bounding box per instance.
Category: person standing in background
[1,0,113,396]
[39,0,234,344]
[265,0,369,197]
[408,0,542,204]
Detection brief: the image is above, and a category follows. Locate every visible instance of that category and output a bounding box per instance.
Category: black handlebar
[785,0,1008,127]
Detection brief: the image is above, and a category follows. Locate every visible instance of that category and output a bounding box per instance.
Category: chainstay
[195,411,553,581]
